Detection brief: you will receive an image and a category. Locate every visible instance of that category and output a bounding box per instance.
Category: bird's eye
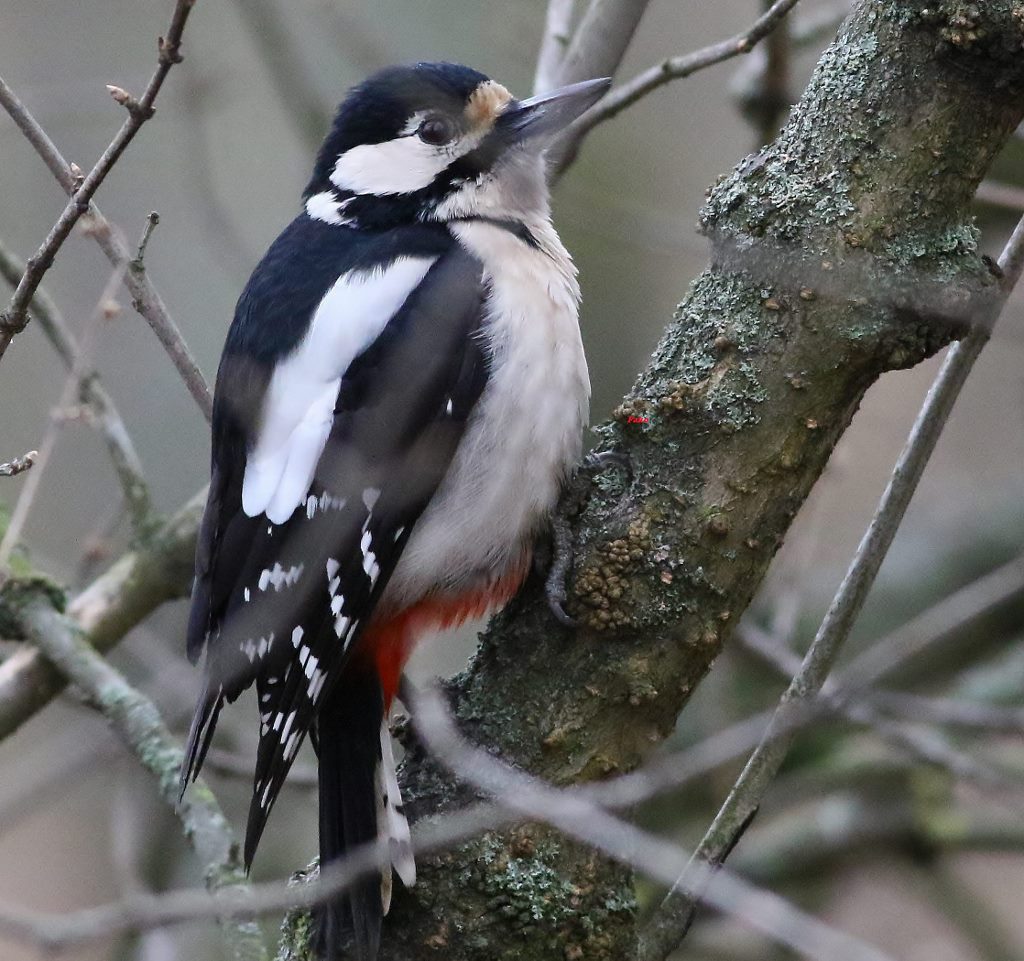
[418,116,456,146]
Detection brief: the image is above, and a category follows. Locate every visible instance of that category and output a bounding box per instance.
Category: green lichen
[471,832,636,956]
[0,573,66,639]
[480,836,577,928]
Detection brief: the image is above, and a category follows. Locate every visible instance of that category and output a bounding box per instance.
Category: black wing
[181,223,488,867]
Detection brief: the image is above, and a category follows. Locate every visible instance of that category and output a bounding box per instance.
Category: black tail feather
[179,679,222,801]
[314,664,385,961]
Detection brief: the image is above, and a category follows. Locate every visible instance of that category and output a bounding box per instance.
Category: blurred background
[0,1,1022,959]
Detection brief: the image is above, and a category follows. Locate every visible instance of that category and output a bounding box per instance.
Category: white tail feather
[376,719,415,914]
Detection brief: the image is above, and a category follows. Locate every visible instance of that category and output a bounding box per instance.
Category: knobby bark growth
[299,4,1023,959]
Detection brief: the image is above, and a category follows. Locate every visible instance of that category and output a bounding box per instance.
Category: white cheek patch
[330,136,453,196]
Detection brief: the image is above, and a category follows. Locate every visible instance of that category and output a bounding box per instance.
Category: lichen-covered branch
[0,490,204,740]
[641,206,1024,961]
[17,597,267,961]
[362,4,1024,959]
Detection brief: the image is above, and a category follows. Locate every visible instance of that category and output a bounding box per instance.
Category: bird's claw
[543,448,631,629]
[580,449,631,481]
[544,510,578,628]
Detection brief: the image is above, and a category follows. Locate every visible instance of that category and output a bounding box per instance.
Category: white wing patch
[241,257,437,523]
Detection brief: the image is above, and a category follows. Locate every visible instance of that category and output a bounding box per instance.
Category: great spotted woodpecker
[180,62,608,960]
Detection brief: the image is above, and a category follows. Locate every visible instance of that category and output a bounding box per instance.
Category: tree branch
[0,0,196,363]
[409,687,896,961]
[18,597,268,961]
[0,55,212,420]
[371,5,1024,958]
[0,263,130,570]
[0,489,204,741]
[534,0,576,95]
[640,206,1024,961]
[553,0,803,174]
[0,238,154,541]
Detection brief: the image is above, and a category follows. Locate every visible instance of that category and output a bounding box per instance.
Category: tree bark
[323,3,1022,959]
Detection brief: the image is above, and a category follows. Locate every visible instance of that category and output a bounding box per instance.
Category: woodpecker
[180,62,608,961]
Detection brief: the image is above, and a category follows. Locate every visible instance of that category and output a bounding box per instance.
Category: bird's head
[303,62,609,230]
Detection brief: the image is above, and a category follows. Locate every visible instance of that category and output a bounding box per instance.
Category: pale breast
[382,219,590,608]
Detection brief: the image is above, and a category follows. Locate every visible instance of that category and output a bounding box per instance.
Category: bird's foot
[543,448,631,628]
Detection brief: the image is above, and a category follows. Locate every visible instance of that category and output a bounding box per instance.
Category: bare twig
[732,0,795,147]
[18,597,268,961]
[0,238,153,539]
[0,451,36,478]
[867,690,1024,733]
[554,0,803,175]
[132,211,161,269]
[205,748,318,788]
[177,62,258,280]
[534,0,576,94]
[738,624,1013,787]
[413,686,896,961]
[737,791,1024,884]
[840,553,1024,692]
[0,263,128,570]
[915,859,1022,961]
[0,64,212,421]
[0,0,196,363]
[791,0,852,49]
[302,0,392,75]
[554,0,651,87]
[637,212,1024,961]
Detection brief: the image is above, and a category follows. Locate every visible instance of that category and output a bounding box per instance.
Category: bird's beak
[495,77,611,145]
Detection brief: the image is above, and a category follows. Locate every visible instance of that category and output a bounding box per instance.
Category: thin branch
[638,211,1024,961]
[0,489,205,742]
[204,748,318,788]
[132,211,161,269]
[791,0,852,49]
[18,597,268,961]
[554,0,803,175]
[0,237,154,540]
[737,791,1024,885]
[867,690,1024,733]
[0,63,212,421]
[0,0,196,363]
[177,62,259,280]
[301,0,393,76]
[0,263,128,570]
[734,0,795,146]
[413,686,896,961]
[0,451,36,478]
[914,859,1022,961]
[840,553,1024,692]
[534,0,576,95]
[554,0,652,86]
[738,624,1014,787]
